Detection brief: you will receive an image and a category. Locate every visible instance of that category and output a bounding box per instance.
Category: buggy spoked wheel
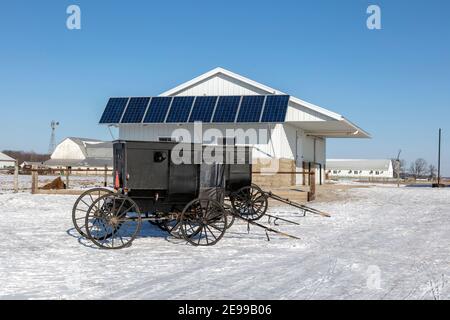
[180,199,227,246]
[162,210,184,239]
[72,188,113,237]
[230,185,268,221]
[85,194,142,249]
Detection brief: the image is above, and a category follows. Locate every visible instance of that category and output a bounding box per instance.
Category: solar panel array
[212,96,241,123]
[189,96,218,122]
[121,97,150,123]
[144,97,172,123]
[166,96,195,123]
[99,95,290,124]
[236,95,265,123]
[261,95,290,122]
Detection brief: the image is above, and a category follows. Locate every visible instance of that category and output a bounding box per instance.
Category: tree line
[394,158,438,180]
[2,150,50,166]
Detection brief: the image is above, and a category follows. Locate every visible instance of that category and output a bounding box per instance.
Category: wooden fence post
[302,161,306,186]
[65,167,70,189]
[307,169,316,202]
[31,165,38,194]
[14,160,19,193]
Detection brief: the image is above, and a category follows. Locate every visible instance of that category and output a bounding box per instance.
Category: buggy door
[127,148,169,190]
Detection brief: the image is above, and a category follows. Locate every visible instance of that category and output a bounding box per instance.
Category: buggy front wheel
[230,185,268,221]
[72,188,113,237]
[85,194,142,249]
[180,198,227,246]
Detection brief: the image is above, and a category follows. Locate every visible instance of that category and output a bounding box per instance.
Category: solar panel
[236,95,265,122]
[188,96,218,122]
[100,95,291,124]
[166,96,195,123]
[99,98,129,124]
[260,95,290,123]
[121,97,150,123]
[143,97,172,123]
[212,96,241,123]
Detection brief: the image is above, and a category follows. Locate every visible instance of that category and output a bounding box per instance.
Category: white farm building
[45,137,113,172]
[326,159,394,179]
[101,67,370,186]
[0,152,16,169]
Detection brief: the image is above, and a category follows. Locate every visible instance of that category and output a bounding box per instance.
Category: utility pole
[437,128,442,186]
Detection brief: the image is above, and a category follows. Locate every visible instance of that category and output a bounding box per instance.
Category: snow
[0,184,449,300]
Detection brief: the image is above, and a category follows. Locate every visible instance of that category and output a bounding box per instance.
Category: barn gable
[159,67,370,138]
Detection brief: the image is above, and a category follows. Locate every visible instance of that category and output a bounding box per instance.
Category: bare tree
[428,164,437,181]
[409,158,428,179]
[392,159,407,178]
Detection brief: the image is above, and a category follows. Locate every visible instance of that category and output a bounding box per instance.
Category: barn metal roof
[0,152,15,162]
[326,159,392,171]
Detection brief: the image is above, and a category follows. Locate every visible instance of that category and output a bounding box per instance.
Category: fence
[0,161,19,193]
[20,164,318,201]
[28,165,112,195]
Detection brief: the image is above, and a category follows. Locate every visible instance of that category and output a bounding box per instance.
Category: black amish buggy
[72,140,330,249]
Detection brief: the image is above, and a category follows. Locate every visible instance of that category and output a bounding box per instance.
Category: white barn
[45,137,113,170]
[326,159,394,179]
[111,67,370,185]
[0,152,16,169]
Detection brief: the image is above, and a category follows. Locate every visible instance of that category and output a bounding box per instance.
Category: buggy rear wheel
[230,185,268,221]
[72,188,113,237]
[180,198,227,246]
[85,194,142,249]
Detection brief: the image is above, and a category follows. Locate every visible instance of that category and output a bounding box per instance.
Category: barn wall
[0,161,15,169]
[51,139,85,160]
[119,123,295,160]
[119,123,326,185]
[166,74,331,123]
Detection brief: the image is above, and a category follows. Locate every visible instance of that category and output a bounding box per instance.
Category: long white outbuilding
[0,152,16,169]
[108,67,370,185]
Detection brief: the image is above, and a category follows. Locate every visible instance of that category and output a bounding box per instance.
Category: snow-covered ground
[0,185,449,300]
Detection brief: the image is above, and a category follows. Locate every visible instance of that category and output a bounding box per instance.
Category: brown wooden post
[308,162,311,186]
[104,165,108,187]
[302,161,306,186]
[31,165,38,194]
[307,170,316,202]
[65,167,70,189]
[14,160,19,193]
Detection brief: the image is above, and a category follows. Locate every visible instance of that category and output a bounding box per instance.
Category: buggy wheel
[162,209,184,239]
[85,194,142,249]
[180,198,227,246]
[72,188,113,237]
[230,185,268,221]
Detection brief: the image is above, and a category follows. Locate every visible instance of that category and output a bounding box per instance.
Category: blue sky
[0,0,449,174]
